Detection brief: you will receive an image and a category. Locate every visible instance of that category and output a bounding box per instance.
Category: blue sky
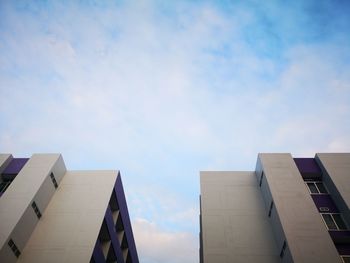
[1,0,350,262]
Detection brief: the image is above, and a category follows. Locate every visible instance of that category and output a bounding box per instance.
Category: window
[259,172,264,187]
[316,182,327,193]
[306,181,328,194]
[341,256,350,263]
[268,200,274,217]
[321,213,347,230]
[333,214,347,230]
[280,241,286,258]
[31,201,42,219]
[8,239,21,257]
[50,173,58,189]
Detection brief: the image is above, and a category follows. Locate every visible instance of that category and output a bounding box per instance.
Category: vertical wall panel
[258,153,340,263]
[316,153,350,226]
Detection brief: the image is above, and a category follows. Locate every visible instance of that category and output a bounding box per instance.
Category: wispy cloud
[133,218,197,263]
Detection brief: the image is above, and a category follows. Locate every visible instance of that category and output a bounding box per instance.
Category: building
[200,153,350,263]
[0,153,139,263]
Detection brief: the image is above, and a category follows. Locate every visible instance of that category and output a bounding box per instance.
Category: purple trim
[114,174,139,263]
[336,244,350,255]
[294,158,321,179]
[105,206,124,262]
[2,158,29,180]
[329,231,350,245]
[91,239,105,263]
[311,195,339,213]
[90,173,139,263]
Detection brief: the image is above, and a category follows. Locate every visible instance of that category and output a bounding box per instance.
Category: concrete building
[0,153,139,263]
[200,153,350,263]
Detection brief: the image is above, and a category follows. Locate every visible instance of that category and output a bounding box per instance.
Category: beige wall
[316,153,350,208]
[18,170,118,263]
[316,153,350,227]
[0,154,66,263]
[200,171,279,263]
[258,153,341,263]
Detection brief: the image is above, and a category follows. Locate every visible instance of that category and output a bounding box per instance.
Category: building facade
[200,153,350,263]
[0,154,139,263]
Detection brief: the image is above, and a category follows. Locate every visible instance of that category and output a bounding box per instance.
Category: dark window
[322,214,339,230]
[342,256,350,263]
[268,201,274,217]
[280,241,286,258]
[31,202,42,219]
[306,181,328,194]
[259,172,264,187]
[107,245,117,262]
[50,173,58,189]
[307,183,318,193]
[316,183,327,194]
[333,214,347,230]
[8,239,21,258]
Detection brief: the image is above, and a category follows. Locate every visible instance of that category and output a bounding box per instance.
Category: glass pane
[307,183,318,193]
[316,183,327,194]
[333,214,347,230]
[322,214,338,230]
[342,256,350,263]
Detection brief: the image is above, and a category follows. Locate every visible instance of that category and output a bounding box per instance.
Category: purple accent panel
[2,158,29,180]
[311,195,339,213]
[92,239,105,263]
[329,231,350,244]
[114,174,139,263]
[336,244,350,255]
[294,158,322,179]
[105,206,124,263]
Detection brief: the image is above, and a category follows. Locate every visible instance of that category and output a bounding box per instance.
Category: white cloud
[133,218,198,263]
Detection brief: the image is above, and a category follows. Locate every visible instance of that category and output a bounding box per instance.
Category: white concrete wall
[200,171,279,263]
[0,154,66,263]
[316,153,350,227]
[258,153,341,263]
[18,170,118,263]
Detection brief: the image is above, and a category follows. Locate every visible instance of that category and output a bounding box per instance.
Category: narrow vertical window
[31,201,42,219]
[259,172,264,187]
[50,173,58,189]
[268,201,274,217]
[280,241,286,258]
[8,239,21,258]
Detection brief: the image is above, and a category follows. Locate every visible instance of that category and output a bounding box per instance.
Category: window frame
[31,201,42,219]
[321,213,347,231]
[341,255,350,263]
[305,181,328,194]
[50,172,58,189]
[8,239,21,258]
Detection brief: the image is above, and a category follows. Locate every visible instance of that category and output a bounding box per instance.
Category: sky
[1,0,350,262]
